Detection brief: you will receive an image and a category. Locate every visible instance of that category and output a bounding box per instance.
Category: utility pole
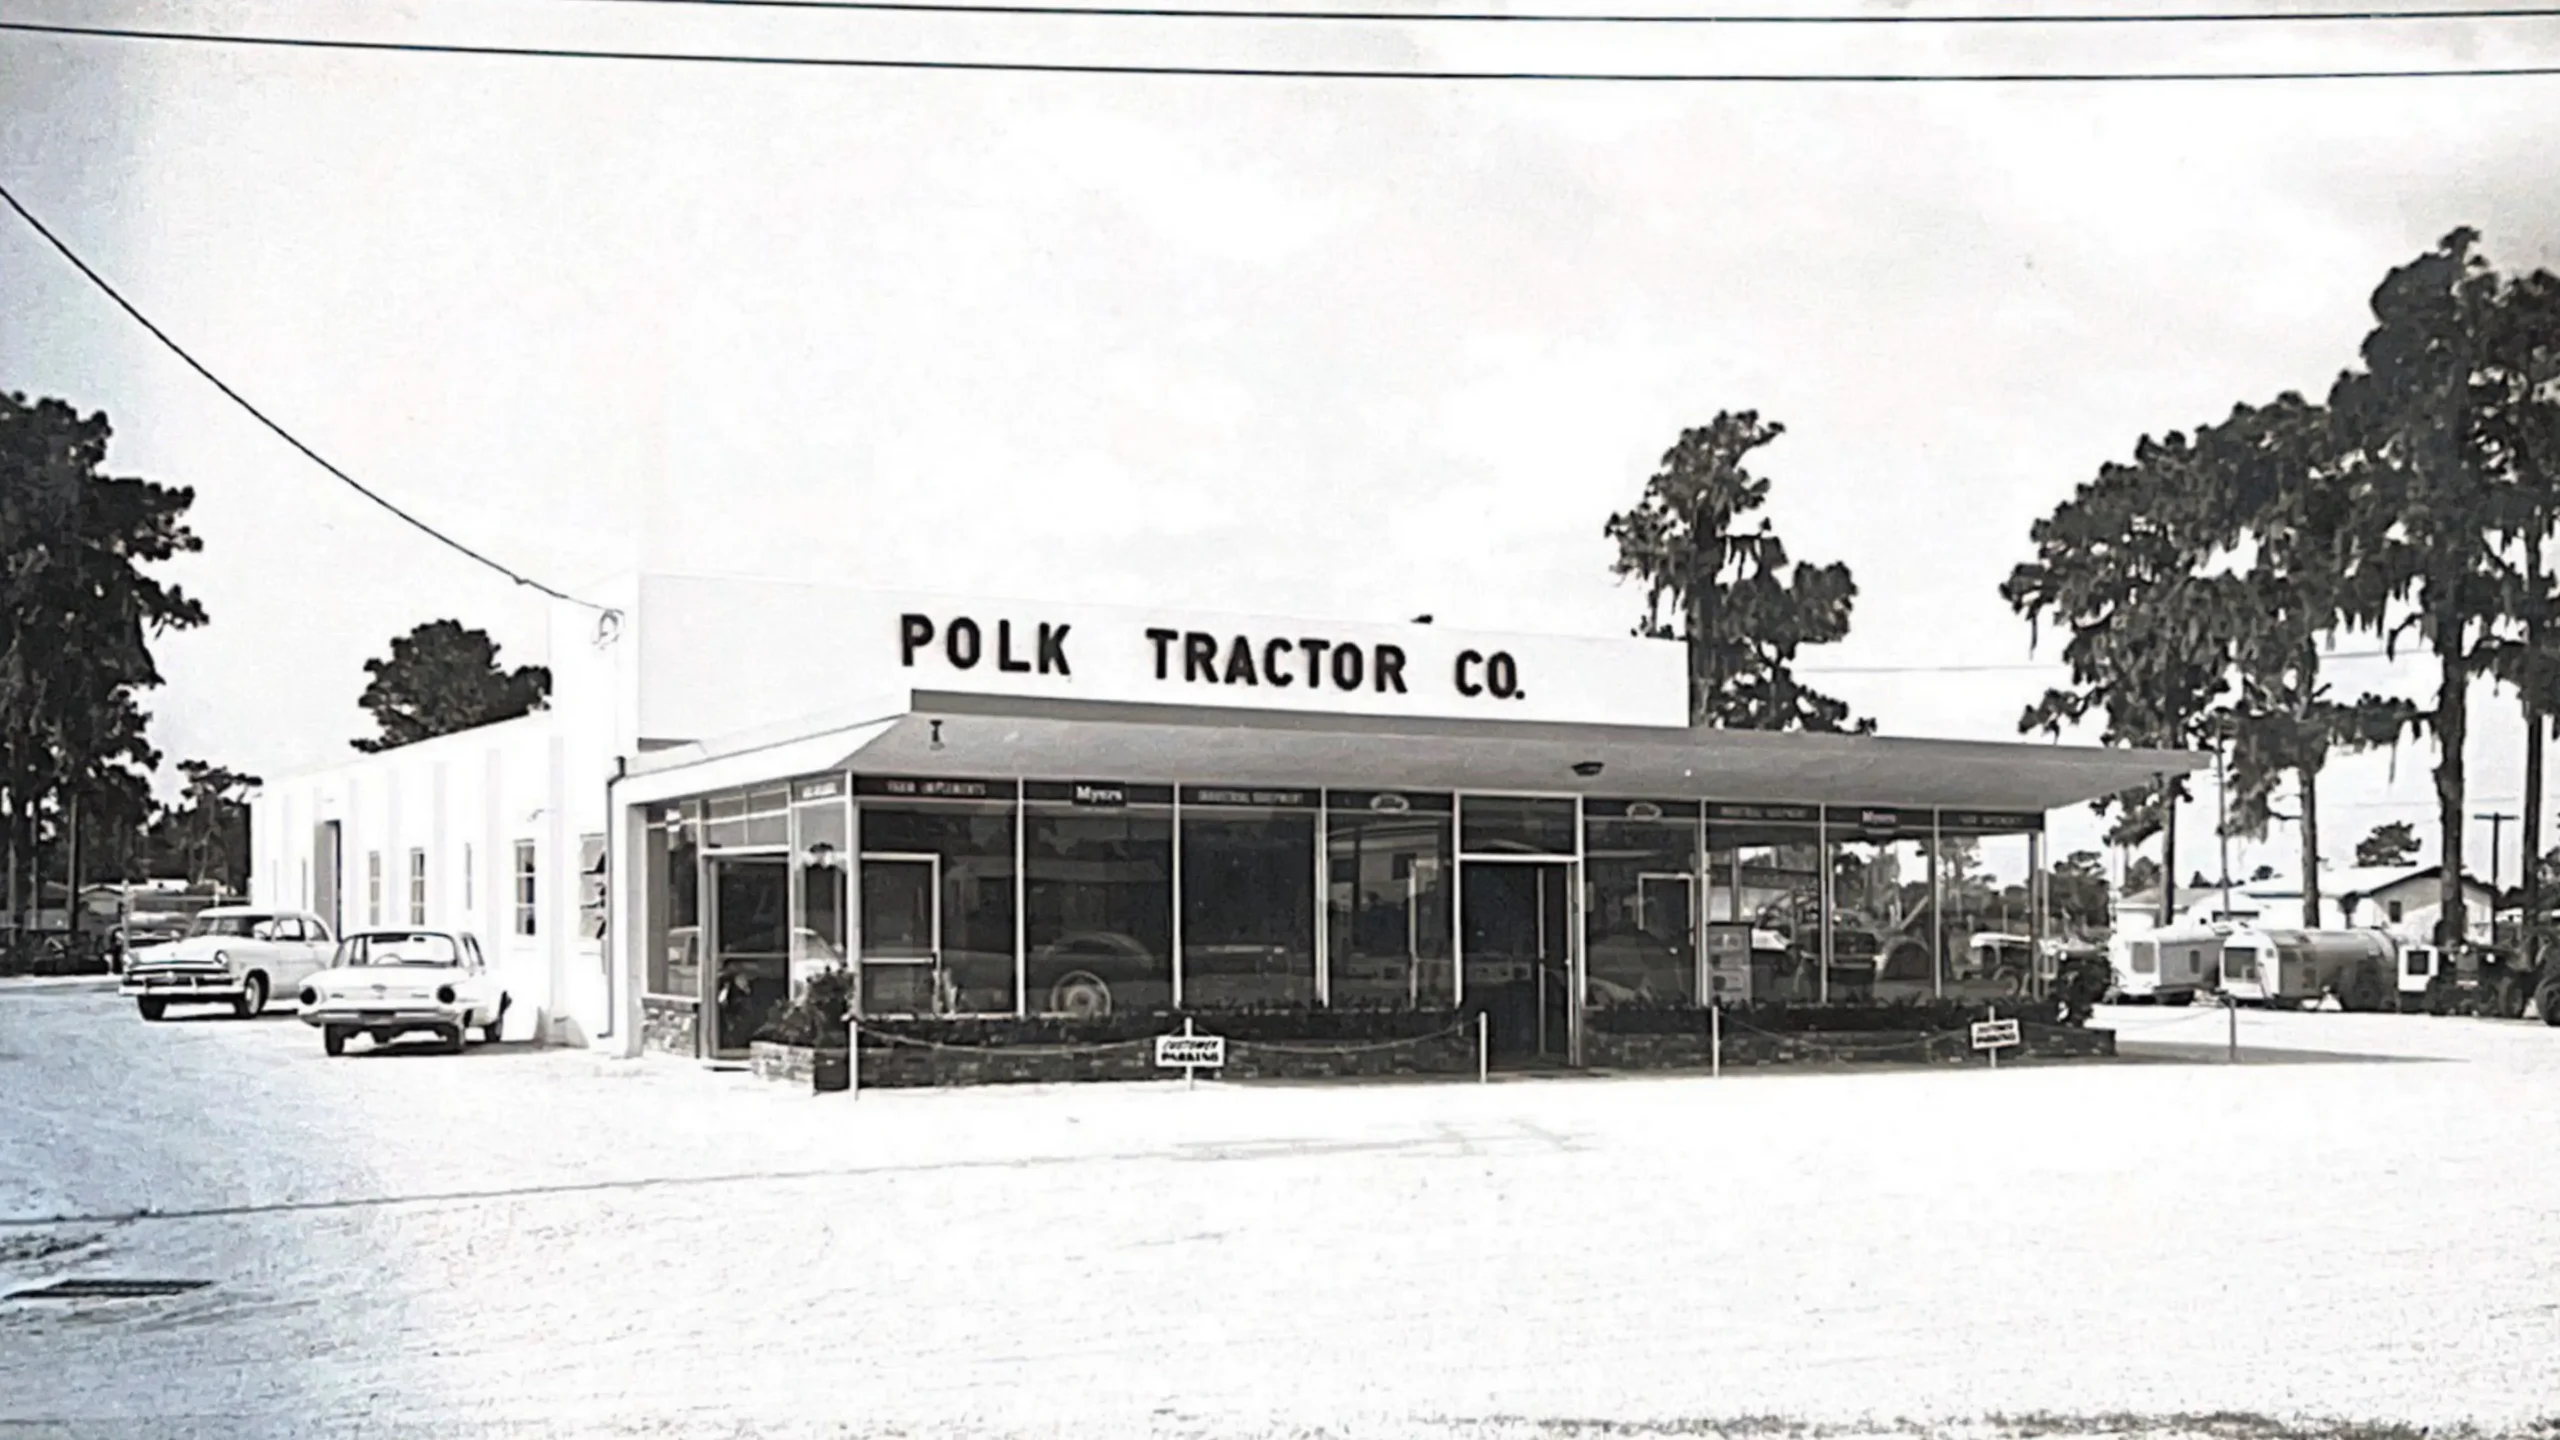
[2479,810,2518,945]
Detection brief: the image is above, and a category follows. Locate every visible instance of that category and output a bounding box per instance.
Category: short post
[1710,1001,1722,1079]
[848,1011,860,1099]
[1475,1011,1488,1084]
[1183,1014,1198,1091]
[2227,995,2239,1065]
[1985,1005,1998,1073]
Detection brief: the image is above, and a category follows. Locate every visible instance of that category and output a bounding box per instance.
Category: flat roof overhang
[746,691,2207,815]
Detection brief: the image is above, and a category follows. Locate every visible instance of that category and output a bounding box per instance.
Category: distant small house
[2110,864,2495,945]
[2322,864,2496,945]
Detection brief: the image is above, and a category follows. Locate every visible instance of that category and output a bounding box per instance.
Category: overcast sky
[5,0,2560,884]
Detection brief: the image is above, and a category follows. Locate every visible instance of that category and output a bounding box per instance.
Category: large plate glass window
[1703,804,1823,1004]
[856,777,1019,1017]
[1024,782,1173,1018]
[1824,808,1932,1004]
[1179,786,1318,1010]
[1325,790,1454,1010]
[644,803,702,1000]
[1934,809,2052,998]
[1583,800,1699,1010]
[790,775,852,994]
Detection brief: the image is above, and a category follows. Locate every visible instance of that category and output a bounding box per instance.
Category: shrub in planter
[1588,993,2068,1038]
[753,966,855,1049]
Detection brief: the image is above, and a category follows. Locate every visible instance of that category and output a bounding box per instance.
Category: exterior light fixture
[929,719,945,751]
[1572,760,1604,778]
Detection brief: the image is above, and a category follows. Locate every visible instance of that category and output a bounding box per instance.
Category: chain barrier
[849,1022,1156,1059]
[1226,1021,1474,1058]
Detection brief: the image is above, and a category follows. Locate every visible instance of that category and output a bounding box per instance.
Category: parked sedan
[296,928,510,1056]
[119,906,337,1021]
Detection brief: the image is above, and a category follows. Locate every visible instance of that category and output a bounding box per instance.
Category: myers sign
[631,576,1691,735]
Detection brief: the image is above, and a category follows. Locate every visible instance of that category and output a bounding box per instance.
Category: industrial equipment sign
[1154,1034,1227,1069]
[1970,1019,2021,1051]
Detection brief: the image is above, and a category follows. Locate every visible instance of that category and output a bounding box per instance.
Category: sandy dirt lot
[3,984,2556,1439]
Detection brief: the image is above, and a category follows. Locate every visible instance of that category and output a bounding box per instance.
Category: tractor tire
[2536,979,2560,1028]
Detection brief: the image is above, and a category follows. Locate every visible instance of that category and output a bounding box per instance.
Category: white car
[118,906,337,1021]
[297,928,511,1057]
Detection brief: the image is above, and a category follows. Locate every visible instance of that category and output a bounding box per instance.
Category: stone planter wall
[749,1040,847,1085]
[1586,1023,2116,1071]
[641,997,699,1058]
[742,1024,2111,1091]
[745,1032,1482,1090]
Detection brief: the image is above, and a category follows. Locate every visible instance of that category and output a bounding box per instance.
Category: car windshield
[187,914,270,938]
[340,933,461,967]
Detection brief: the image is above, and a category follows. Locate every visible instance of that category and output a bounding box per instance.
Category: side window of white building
[514,840,538,937]
[463,843,475,911]
[366,852,383,925]
[408,849,427,925]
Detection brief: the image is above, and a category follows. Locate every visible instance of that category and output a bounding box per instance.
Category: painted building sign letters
[895,611,1531,704]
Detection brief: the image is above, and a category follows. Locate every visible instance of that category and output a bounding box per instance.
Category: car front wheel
[137,998,166,1022]
[322,1026,349,1057]
[233,973,268,1019]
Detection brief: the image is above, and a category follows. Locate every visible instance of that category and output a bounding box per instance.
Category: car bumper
[121,975,244,999]
[299,1003,469,1029]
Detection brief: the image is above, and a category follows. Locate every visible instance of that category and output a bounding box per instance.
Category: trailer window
[2406,948,2431,977]
[2129,942,2156,974]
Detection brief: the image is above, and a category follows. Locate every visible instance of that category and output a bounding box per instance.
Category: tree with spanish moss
[2003,428,2235,923]
[2325,228,2554,953]
[1604,411,1873,733]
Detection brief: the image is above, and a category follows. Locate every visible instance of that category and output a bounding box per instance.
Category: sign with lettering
[626,577,1693,739]
[853,775,1020,802]
[1586,798,1702,821]
[1703,802,1820,827]
[1155,1033,1227,1069]
[1934,809,2049,836]
[1023,780,1173,807]
[1849,807,1902,841]
[1324,789,1456,816]
[1970,1018,2021,1051]
[1179,786,1318,810]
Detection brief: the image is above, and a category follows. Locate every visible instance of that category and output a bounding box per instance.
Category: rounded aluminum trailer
[2114,925,2224,1006]
[2226,928,2405,1012]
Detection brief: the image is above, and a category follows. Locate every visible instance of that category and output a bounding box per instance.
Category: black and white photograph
[4,2,2560,1437]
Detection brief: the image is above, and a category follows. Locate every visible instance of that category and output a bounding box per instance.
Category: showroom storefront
[607,691,2199,1068]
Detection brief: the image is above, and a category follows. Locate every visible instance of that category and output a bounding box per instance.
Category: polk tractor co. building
[245,572,2202,1067]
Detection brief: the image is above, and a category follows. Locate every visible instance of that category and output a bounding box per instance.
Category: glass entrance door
[859,854,944,1016]
[1461,860,1577,1066]
[708,857,791,1057]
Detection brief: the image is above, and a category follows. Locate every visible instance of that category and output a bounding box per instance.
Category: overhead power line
[0,178,612,616]
[1797,647,2409,674]
[8,18,2560,80]
[555,0,2560,26]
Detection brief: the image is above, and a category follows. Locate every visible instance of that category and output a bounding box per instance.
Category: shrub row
[1587,994,2069,1037]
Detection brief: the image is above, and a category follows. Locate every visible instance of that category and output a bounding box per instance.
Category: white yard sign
[1154,1034,1227,1070]
[1970,1018,2021,1069]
